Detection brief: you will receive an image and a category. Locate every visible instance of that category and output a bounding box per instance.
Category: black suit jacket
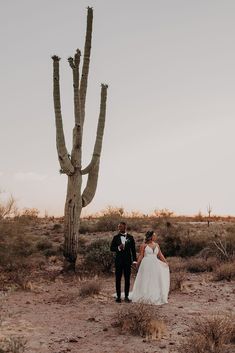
[110,233,137,266]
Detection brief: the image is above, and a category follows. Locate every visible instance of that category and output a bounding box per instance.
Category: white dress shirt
[119,233,127,250]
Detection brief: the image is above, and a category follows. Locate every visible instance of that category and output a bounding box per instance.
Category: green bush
[83,238,114,273]
[79,220,95,234]
[157,223,208,258]
[36,237,53,251]
[94,206,124,232]
[43,246,60,257]
[0,220,36,271]
[95,215,120,232]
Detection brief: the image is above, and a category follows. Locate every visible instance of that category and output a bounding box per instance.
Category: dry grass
[185,256,219,273]
[180,315,235,353]
[53,292,79,305]
[0,336,27,353]
[114,303,161,337]
[79,279,102,297]
[76,236,88,254]
[168,256,187,272]
[213,261,235,281]
[170,271,187,292]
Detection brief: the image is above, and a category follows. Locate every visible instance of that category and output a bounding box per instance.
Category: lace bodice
[144,244,159,257]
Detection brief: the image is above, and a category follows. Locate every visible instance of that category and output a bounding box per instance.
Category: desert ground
[0,213,235,353]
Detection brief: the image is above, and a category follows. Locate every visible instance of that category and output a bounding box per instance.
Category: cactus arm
[52,56,74,175]
[81,154,99,175]
[81,84,108,175]
[80,7,93,126]
[82,160,100,207]
[81,84,108,206]
[68,50,82,168]
[68,50,82,127]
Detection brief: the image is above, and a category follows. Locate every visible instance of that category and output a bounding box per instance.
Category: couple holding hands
[110,222,170,305]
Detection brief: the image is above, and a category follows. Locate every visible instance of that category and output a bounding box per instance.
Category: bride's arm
[157,244,168,265]
[137,244,145,267]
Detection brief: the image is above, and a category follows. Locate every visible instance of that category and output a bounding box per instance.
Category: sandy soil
[0,269,234,353]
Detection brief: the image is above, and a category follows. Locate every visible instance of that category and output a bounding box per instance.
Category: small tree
[0,192,17,220]
[52,7,108,269]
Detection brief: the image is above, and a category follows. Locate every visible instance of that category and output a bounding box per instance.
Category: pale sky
[1,0,235,216]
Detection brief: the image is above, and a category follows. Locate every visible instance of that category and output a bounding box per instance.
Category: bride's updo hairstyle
[145,230,154,243]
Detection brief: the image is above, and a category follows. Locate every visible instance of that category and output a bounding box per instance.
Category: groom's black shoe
[124,297,131,303]
[116,298,121,303]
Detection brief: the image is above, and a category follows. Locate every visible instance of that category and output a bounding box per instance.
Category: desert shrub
[126,218,145,232]
[168,257,187,272]
[0,336,27,353]
[95,216,120,232]
[51,223,62,231]
[180,315,234,353]
[158,232,182,257]
[114,303,158,336]
[157,223,208,258]
[211,234,235,260]
[0,219,23,238]
[7,269,32,290]
[93,205,146,232]
[17,208,39,224]
[79,220,95,234]
[198,230,235,261]
[0,221,36,271]
[170,271,187,292]
[83,239,114,273]
[181,334,224,353]
[53,291,79,305]
[36,237,53,251]
[94,206,125,232]
[27,254,47,270]
[179,235,208,257]
[185,257,219,273]
[0,220,53,279]
[225,226,235,253]
[43,246,61,257]
[213,261,235,281]
[79,279,101,297]
[76,236,88,254]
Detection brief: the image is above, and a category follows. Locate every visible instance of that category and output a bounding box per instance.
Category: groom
[110,222,137,303]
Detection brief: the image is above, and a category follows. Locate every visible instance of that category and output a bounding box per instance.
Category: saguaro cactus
[52,7,108,268]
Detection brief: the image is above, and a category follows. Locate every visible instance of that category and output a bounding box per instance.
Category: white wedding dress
[130,244,170,305]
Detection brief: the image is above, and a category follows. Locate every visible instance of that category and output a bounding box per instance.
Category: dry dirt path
[0,274,234,353]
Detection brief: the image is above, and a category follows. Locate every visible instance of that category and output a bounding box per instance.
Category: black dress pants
[115,262,131,299]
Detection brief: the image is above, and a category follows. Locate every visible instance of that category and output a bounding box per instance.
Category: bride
[131,230,170,305]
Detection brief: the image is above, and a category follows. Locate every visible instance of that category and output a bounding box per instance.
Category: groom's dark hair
[119,221,126,226]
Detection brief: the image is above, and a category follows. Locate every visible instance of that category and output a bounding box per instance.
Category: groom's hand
[118,244,125,251]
